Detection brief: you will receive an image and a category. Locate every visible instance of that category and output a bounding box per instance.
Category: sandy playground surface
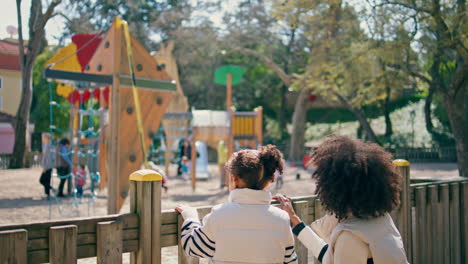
[0,162,461,263]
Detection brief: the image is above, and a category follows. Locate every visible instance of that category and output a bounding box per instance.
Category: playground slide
[195,141,211,179]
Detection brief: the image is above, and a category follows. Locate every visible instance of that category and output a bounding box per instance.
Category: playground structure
[44,18,177,214]
[150,106,263,189]
[149,62,263,189]
[1,162,466,263]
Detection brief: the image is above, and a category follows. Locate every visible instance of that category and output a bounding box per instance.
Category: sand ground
[0,162,461,263]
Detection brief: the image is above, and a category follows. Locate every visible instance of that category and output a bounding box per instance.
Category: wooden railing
[0,162,467,263]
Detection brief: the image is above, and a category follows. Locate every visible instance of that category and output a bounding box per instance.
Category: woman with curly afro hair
[276,135,408,264]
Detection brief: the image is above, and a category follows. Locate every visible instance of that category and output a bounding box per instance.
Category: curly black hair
[226,144,284,190]
[312,135,401,221]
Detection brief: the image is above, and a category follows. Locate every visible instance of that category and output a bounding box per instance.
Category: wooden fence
[0,163,467,263]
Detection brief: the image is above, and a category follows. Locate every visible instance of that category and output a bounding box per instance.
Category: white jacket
[180,188,298,264]
[294,214,409,264]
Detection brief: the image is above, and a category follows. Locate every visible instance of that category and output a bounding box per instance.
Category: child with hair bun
[176,145,298,264]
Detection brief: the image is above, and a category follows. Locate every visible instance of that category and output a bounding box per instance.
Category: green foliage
[30,47,70,136]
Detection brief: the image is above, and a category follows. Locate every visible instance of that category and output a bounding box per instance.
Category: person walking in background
[217,140,227,188]
[276,135,408,264]
[39,133,53,197]
[56,138,73,197]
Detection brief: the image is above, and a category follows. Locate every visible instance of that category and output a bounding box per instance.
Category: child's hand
[274,194,302,227]
[175,205,199,220]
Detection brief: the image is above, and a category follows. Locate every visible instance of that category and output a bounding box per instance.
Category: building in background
[0,39,34,154]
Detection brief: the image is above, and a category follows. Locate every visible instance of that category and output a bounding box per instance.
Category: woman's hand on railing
[274,194,302,227]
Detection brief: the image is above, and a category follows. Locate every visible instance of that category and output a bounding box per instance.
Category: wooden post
[414,187,427,264]
[191,129,197,191]
[440,184,450,263]
[450,183,461,264]
[392,159,411,260]
[461,182,468,264]
[254,106,263,145]
[228,107,235,158]
[429,185,438,264]
[0,229,27,264]
[49,225,78,264]
[97,221,123,264]
[130,169,163,264]
[108,18,123,214]
[292,201,308,264]
[226,73,232,110]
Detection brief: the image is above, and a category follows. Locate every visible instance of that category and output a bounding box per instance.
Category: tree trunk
[335,92,379,144]
[441,92,468,177]
[289,88,310,161]
[10,0,61,168]
[384,84,393,137]
[278,84,288,138]
[10,65,33,168]
[424,85,435,133]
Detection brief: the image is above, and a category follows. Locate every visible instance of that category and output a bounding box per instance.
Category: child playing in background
[75,165,87,197]
[176,145,297,264]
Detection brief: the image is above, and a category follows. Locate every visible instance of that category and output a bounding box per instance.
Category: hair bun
[259,144,284,176]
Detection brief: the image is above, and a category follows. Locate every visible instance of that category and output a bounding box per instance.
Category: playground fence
[0,163,467,263]
[0,152,41,169]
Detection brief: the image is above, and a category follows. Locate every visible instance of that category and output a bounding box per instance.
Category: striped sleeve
[180,215,216,259]
[284,245,298,264]
[284,222,298,264]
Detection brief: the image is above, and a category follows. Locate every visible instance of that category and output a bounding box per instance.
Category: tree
[30,47,69,135]
[370,0,468,176]
[222,0,309,140]
[63,0,192,50]
[10,0,62,168]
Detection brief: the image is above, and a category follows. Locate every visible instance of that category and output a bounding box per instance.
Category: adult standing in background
[39,133,53,197]
[56,138,73,197]
[217,140,227,188]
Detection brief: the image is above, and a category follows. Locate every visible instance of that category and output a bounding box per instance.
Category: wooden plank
[427,185,437,264]
[177,214,187,264]
[28,228,138,252]
[440,184,450,263]
[191,128,197,190]
[97,221,123,264]
[0,229,27,264]
[136,181,152,264]
[130,180,137,264]
[314,199,325,219]
[450,183,461,264]
[414,187,426,264]
[152,181,162,264]
[162,210,178,225]
[108,18,122,214]
[162,224,177,235]
[49,225,77,264]
[293,201,308,264]
[0,213,138,239]
[27,239,138,263]
[461,182,468,264]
